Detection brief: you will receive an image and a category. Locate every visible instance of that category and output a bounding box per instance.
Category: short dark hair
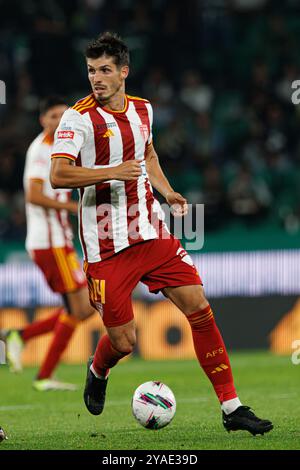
[39,96,68,115]
[85,32,129,67]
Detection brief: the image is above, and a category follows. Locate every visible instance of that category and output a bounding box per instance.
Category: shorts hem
[149,280,203,294]
[103,316,134,328]
[52,281,87,294]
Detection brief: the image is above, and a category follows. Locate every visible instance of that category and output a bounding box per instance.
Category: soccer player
[2,97,95,391]
[50,33,273,434]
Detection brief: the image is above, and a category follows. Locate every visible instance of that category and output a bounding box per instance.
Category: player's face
[40,105,68,135]
[87,55,129,103]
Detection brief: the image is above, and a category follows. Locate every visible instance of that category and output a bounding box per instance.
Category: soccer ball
[0,427,7,442]
[132,381,176,430]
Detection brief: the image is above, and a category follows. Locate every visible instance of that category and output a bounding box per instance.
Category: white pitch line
[0,397,209,412]
[0,405,40,411]
[1,393,295,412]
[269,393,297,399]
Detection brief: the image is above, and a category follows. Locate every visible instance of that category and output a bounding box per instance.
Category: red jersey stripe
[132,100,162,237]
[79,188,88,261]
[115,113,143,246]
[91,108,115,257]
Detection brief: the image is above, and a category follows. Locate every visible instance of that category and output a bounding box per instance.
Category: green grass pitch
[0,351,299,450]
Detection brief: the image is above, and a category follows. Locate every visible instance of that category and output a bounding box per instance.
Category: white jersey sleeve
[146,102,153,145]
[25,138,50,182]
[52,108,89,161]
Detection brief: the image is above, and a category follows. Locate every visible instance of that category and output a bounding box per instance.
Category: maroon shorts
[31,246,87,294]
[85,236,202,328]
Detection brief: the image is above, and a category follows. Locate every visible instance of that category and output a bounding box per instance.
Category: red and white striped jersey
[24,132,73,251]
[52,94,168,263]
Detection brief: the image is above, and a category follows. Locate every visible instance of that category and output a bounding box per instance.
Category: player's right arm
[50,108,141,189]
[51,158,142,189]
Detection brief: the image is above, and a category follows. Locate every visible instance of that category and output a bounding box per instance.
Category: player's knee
[183,288,209,315]
[111,337,136,355]
[114,342,134,356]
[108,319,136,355]
[184,301,209,316]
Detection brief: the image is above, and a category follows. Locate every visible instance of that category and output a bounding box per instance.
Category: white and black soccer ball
[132,381,176,430]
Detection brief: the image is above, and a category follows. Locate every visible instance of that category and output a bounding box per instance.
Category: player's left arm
[145,143,188,216]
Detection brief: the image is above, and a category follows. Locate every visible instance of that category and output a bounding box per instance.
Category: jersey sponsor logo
[57,131,74,139]
[139,124,149,142]
[34,158,47,166]
[96,122,117,131]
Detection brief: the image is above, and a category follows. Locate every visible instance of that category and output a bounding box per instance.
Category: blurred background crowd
[1,0,300,245]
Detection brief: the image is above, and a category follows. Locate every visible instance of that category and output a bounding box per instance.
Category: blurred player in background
[50,33,273,434]
[1,97,95,391]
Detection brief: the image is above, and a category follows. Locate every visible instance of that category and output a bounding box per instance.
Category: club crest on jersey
[57,131,74,139]
[139,124,149,142]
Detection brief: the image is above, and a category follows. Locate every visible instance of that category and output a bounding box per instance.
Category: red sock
[92,334,130,377]
[187,305,237,403]
[21,308,63,342]
[37,313,78,380]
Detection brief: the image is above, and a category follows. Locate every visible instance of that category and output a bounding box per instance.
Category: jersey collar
[94,94,129,115]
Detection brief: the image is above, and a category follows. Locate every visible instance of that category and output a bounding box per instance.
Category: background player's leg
[21,307,63,341]
[35,312,79,382]
[34,287,95,390]
[1,307,64,373]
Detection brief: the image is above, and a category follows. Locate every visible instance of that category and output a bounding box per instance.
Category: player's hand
[166,191,188,217]
[66,201,78,215]
[112,160,143,181]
